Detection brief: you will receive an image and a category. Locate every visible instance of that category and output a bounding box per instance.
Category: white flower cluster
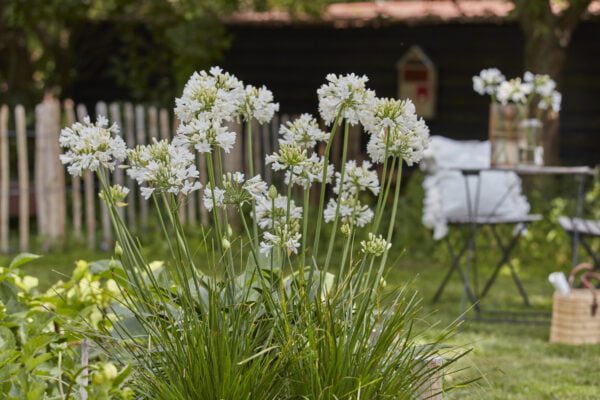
[364,98,430,166]
[279,114,329,149]
[267,114,334,189]
[203,172,267,211]
[496,78,531,104]
[317,73,376,126]
[175,67,279,154]
[175,66,244,124]
[284,153,334,189]
[473,68,561,112]
[325,161,380,228]
[127,139,201,199]
[360,233,391,257]
[524,72,561,112]
[472,68,505,96]
[333,160,379,196]
[254,194,303,255]
[240,85,280,124]
[59,115,127,176]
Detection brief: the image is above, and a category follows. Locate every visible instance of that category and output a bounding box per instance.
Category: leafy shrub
[0,254,132,399]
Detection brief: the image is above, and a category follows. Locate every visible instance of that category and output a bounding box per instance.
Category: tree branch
[557,0,593,31]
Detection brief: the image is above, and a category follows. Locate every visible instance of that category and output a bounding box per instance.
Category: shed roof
[225,0,600,27]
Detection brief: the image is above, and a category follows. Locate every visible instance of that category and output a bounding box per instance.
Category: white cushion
[421,136,531,239]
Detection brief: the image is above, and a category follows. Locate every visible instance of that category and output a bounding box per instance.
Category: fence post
[135,105,149,228]
[64,100,82,240]
[109,102,125,220]
[76,104,96,250]
[123,103,136,227]
[36,95,66,250]
[0,105,9,252]
[159,108,170,140]
[15,105,29,251]
[96,102,112,250]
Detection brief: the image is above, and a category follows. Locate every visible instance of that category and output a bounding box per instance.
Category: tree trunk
[523,34,565,165]
[517,0,592,165]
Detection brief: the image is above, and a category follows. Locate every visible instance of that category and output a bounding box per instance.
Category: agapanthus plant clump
[60,67,470,399]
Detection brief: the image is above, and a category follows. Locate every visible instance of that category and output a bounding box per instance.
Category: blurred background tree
[0,0,336,107]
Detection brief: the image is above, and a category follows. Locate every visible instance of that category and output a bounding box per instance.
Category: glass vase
[488,103,520,167]
[518,118,544,166]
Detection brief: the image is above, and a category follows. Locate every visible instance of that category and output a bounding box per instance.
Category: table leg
[571,175,586,267]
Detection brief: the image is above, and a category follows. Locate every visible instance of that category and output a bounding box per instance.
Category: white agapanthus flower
[362,98,417,136]
[367,116,430,166]
[203,173,267,211]
[175,66,244,124]
[284,153,334,189]
[333,160,380,196]
[360,233,391,257]
[127,139,201,200]
[496,78,532,104]
[259,227,301,256]
[265,143,307,172]
[202,186,225,211]
[59,115,127,176]
[239,85,279,124]
[324,196,374,228]
[100,184,130,206]
[279,114,329,149]
[254,195,302,230]
[174,118,237,154]
[243,175,268,200]
[317,73,376,126]
[472,68,506,97]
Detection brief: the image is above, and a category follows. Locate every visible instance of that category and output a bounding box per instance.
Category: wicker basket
[549,264,600,345]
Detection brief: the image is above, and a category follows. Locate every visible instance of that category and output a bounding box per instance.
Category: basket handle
[580,271,600,316]
[568,263,594,288]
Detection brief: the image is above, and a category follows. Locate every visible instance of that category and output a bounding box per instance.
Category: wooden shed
[221,0,600,165]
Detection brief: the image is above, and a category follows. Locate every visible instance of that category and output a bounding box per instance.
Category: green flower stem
[312,112,343,257]
[215,149,235,269]
[324,121,350,271]
[338,228,353,285]
[239,208,260,271]
[379,160,403,273]
[205,152,223,252]
[373,156,397,233]
[246,120,260,248]
[301,187,310,267]
[371,129,392,231]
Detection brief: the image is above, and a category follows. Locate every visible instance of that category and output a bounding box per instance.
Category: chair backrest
[421,136,531,239]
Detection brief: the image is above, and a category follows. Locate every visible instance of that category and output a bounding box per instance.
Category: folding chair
[559,217,600,269]
[432,214,542,308]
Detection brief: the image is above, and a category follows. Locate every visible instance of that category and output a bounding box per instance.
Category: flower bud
[114,241,123,257]
[268,185,278,200]
[222,238,231,250]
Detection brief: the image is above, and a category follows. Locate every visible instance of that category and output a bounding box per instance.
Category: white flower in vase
[472,68,506,97]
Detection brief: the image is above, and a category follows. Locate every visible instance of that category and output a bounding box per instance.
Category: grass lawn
[1,227,598,399]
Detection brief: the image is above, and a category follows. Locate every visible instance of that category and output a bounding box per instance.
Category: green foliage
[0,254,132,399]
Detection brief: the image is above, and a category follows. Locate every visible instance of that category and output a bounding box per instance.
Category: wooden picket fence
[0,97,367,253]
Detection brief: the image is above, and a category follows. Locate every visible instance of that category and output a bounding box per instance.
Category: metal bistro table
[434,165,596,324]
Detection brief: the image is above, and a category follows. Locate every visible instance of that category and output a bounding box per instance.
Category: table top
[456,165,596,176]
